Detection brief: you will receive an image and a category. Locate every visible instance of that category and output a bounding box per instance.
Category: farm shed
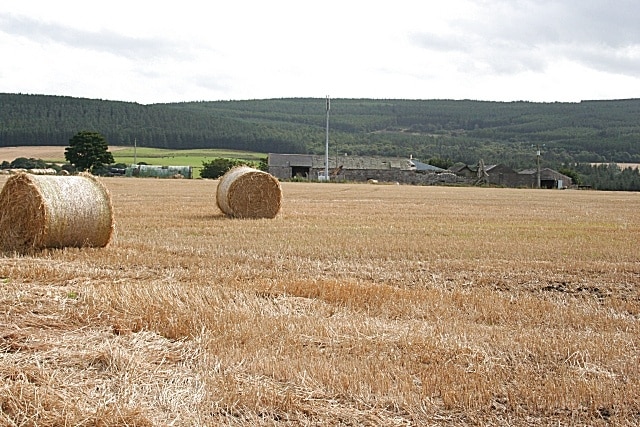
[518,168,573,189]
[125,164,192,179]
[449,163,520,186]
[268,154,314,179]
[268,153,460,185]
[449,163,573,188]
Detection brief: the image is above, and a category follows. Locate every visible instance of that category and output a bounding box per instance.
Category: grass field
[110,147,266,170]
[0,146,266,178]
[0,178,638,425]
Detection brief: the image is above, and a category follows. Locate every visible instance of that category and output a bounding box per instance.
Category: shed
[268,154,314,179]
[518,168,573,189]
[449,163,519,186]
[269,153,416,181]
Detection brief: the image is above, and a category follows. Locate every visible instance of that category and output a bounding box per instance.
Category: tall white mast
[325,95,330,181]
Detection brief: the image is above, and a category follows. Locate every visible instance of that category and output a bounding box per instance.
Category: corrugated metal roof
[310,155,416,170]
[412,160,446,172]
[518,169,536,175]
[270,154,448,172]
[519,168,570,179]
[268,153,313,167]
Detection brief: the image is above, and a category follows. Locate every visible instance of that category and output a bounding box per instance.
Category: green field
[111,147,266,178]
[112,147,266,165]
[0,146,266,179]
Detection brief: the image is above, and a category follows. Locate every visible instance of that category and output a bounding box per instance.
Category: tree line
[2,93,640,190]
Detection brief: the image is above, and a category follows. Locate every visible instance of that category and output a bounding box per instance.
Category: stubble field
[0,177,638,426]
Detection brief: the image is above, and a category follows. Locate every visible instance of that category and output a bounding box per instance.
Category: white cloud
[1,0,640,103]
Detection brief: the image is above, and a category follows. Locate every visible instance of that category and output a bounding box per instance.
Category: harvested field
[0,177,638,426]
[591,162,640,170]
[0,146,127,162]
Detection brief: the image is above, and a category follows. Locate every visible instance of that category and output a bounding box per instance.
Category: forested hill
[2,93,640,169]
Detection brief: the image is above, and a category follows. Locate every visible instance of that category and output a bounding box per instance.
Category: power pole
[325,95,330,181]
[536,145,541,189]
[535,144,545,188]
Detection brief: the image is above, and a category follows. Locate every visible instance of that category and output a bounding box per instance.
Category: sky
[1,0,640,105]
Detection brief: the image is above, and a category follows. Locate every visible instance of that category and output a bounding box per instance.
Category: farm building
[268,153,461,185]
[449,163,519,186]
[125,164,192,179]
[518,168,573,189]
[269,154,571,188]
[449,162,573,188]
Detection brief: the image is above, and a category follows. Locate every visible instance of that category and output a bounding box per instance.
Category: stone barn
[268,153,461,185]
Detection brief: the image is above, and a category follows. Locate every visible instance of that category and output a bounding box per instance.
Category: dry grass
[0,177,638,426]
[0,146,127,163]
[591,162,640,170]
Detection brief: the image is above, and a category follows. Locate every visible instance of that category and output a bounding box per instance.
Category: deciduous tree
[65,131,114,172]
[200,158,246,179]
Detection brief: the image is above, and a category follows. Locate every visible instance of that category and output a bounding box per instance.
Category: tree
[201,158,246,179]
[257,157,269,171]
[427,156,454,169]
[7,157,47,169]
[65,131,114,172]
[558,167,582,186]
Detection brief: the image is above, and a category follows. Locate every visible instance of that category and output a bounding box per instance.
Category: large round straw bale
[0,172,114,252]
[216,166,282,218]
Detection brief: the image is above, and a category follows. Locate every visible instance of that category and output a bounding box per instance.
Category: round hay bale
[216,166,282,218]
[0,172,114,252]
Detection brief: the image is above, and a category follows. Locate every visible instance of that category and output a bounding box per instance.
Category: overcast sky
[1,1,639,104]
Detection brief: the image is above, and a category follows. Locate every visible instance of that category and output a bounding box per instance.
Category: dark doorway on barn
[291,166,310,178]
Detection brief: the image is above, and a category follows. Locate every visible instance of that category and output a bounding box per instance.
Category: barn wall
[270,166,293,180]
[310,168,467,185]
[500,173,537,188]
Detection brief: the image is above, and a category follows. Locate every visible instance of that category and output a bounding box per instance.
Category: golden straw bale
[0,172,114,252]
[216,166,282,218]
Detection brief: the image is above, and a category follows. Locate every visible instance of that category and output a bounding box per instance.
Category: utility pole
[325,95,330,181]
[535,144,544,188]
[536,145,541,189]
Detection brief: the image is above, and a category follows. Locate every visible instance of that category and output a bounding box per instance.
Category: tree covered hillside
[2,93,640,169]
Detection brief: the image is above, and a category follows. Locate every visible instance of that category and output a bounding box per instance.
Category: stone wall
[313,168,469,185]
